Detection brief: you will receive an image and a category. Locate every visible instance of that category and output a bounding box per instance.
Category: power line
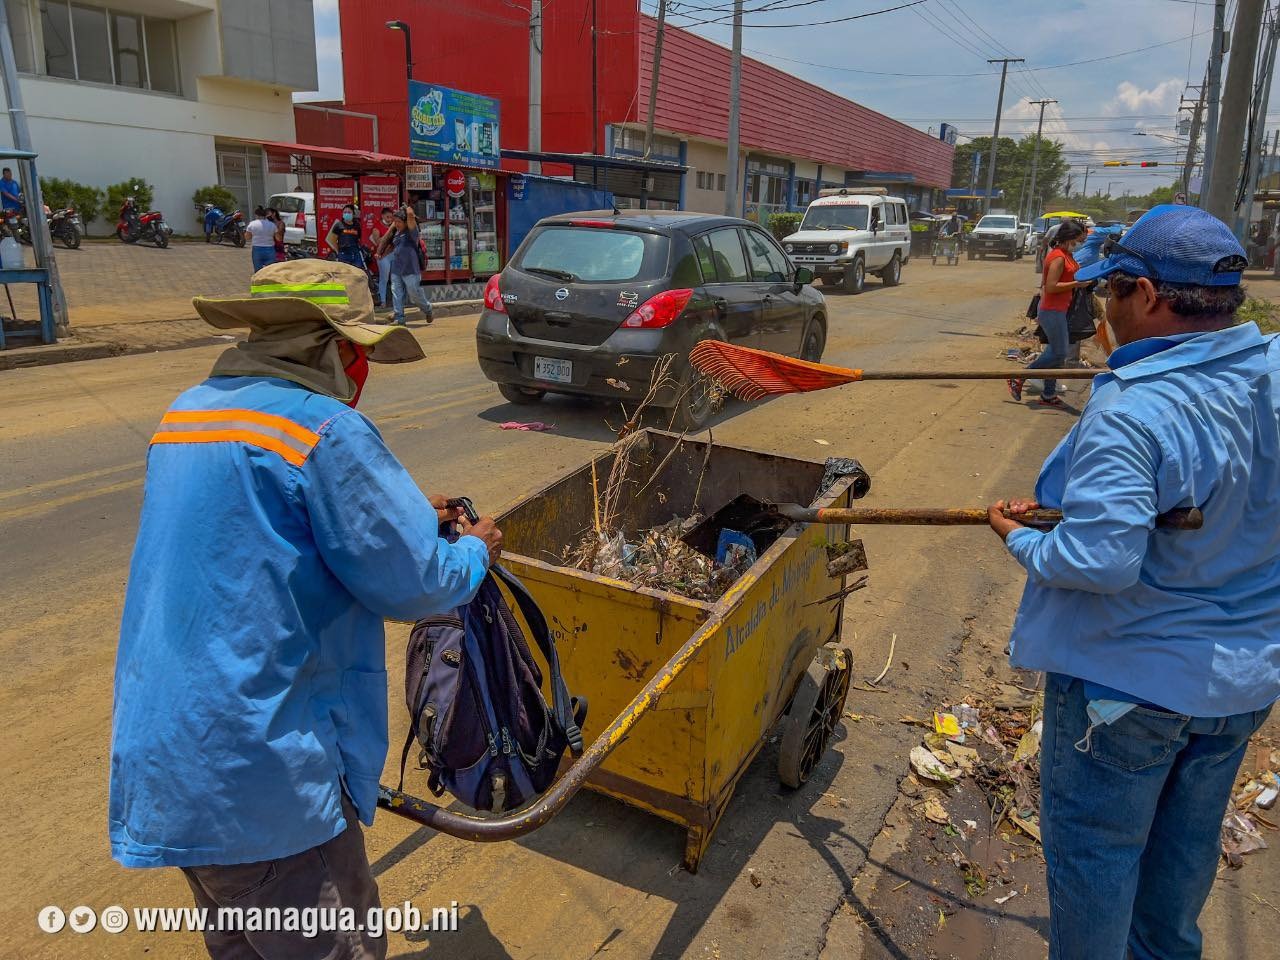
[664,0,925,27]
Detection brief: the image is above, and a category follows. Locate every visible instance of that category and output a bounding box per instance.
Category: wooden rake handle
[776,504,1205,530]
[857,369,1101,380]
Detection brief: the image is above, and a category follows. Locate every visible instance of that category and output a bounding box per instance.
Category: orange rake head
[688,340,863,401]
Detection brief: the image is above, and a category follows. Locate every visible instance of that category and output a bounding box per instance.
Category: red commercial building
[305,1,953,215]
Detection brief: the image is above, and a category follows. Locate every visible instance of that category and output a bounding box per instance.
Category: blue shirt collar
[1107,322,1267,381]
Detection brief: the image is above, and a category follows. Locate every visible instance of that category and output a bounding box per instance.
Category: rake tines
[688,340,862,400]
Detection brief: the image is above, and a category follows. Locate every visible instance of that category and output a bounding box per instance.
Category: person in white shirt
[246,207,277,273]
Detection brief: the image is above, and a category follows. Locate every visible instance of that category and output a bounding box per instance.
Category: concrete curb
[1,301,484,371]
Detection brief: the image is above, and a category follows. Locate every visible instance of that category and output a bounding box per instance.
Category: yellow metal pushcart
[380,430,870,871]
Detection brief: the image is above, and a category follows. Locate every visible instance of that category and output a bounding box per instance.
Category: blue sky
[302,0,1260,195]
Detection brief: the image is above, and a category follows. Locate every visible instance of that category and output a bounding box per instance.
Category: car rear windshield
[978,216,1017,229]
[801,204,869,231]
[268,195,305,214]
[515,226,668,283]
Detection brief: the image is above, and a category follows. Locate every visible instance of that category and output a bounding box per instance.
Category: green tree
[952,136,1069,217]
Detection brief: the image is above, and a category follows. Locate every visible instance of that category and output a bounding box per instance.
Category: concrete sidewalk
[0,239,479,369]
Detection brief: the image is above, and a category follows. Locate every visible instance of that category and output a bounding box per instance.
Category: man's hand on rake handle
[989,498,1040,542]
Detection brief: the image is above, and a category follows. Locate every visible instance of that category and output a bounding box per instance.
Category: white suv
[782,188,911,294]
[968,214,1027,261]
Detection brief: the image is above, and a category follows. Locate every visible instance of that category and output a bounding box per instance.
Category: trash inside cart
[379,429,872,872]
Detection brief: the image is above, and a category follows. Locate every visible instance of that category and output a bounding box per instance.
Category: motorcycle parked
[48,206,83,249]
[199,203,246,247]
[117,195,171,248]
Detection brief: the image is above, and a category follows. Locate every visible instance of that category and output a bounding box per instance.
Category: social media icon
[38,906,66,934]
[101,906,129,934]
[68,906,97,934]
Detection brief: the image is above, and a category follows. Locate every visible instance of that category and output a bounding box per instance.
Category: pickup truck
[968,214,1027,261]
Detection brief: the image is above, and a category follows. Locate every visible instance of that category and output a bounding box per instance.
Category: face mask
[342,211,354,224]
[343,344,369,407]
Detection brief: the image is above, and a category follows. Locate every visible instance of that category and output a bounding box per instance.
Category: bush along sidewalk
[40,177,104,226]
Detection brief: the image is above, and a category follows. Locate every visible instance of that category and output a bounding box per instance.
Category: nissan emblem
[555,287,569,301]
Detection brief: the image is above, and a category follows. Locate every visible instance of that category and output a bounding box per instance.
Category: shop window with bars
[16,0,181,94]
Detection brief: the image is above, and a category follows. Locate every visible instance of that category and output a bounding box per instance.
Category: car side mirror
[793,265,814,289]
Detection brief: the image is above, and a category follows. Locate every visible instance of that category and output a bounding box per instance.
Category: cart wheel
[778,646,852,789]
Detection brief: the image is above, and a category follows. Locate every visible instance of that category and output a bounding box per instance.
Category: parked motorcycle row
[116,195,172,248]
[199,203,246,247]
[0,204,84,249]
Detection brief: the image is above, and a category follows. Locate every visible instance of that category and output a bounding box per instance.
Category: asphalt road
[0,259,1272,959]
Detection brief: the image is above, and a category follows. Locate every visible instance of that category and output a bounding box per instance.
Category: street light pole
[385,20,413,82]
[1204,0,1265,224]
[983,58,1024,214]
[1201,0,1228,200]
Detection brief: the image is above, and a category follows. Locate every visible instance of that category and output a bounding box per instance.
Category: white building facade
[0,0,317,233]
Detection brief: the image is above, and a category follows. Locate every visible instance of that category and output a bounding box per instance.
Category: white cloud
[1107,78,1184,114]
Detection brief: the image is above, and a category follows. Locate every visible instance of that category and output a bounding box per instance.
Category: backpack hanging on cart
[399,508,586,814]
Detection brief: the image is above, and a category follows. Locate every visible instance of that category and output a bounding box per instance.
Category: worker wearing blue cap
[988,205,1279,960]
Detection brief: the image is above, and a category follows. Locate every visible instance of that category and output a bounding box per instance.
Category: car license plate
[534,357,572,384]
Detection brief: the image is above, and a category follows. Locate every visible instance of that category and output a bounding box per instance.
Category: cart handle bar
[773,503,1203,530]
[378,579,728,840]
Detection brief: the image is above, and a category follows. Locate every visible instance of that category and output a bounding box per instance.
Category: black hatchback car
[476,211,826,429]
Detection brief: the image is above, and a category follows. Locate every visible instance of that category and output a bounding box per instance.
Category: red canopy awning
[240,139,414,174]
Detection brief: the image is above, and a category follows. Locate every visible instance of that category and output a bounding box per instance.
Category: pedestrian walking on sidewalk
[109,260,502,960]
[1009,219,1090,408]
[246,206,277,272]
[988,204,1279,960]
[327,203,365,272]
[377,205,434,326]
[369,207,395,307]
[266,206,287,262]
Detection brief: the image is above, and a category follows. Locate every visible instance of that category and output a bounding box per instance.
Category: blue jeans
[389,271,434,324]
[1028,307,1070,398]
[250,246,275,272]
[1041,673,1271,960]
[377,254,392,307]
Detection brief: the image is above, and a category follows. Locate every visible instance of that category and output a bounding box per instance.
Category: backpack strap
[491,564,586,755]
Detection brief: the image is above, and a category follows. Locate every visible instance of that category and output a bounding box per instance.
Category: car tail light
[483,274,507,314]
[621,289,693,329]
[568,219,616,228]
[295,211,305,228]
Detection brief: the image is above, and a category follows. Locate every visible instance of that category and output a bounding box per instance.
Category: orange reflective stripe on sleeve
[150,409,320,466]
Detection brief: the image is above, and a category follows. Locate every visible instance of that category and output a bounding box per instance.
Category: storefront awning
[237,139,415,174]
[502,150,686,205]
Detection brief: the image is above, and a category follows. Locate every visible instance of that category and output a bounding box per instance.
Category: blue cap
[1075,204,1248,286]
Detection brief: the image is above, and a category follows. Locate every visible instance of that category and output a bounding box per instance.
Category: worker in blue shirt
[110,260,502,960]
[0,166,22,212]
[988,205,1279,960]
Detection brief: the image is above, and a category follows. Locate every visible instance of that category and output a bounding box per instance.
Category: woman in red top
[1009,220,1090,407]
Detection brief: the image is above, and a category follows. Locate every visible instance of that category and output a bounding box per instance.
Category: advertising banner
[408,80,501,169]
[315,176,356,256]
[405,163,433,191]
[358,174,401,239]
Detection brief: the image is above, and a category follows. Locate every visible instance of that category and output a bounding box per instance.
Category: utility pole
[1181,80,1206,199]
[1241,4,1279,235]
[590,0,599,185]
[1205,0,1266,224]
[1081,164,1091,198]
[724,0,743,217]
[1026,98,1056,223]
[0,0,68,338]
[643,0,667,160]
[1202,0,1229,203]
[983,58,1024,214]
[528,0,542,175]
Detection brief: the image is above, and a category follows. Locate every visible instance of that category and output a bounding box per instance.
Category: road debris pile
[563,514,755,602]
[1221,741,1279,869]
[897,693,1046,901]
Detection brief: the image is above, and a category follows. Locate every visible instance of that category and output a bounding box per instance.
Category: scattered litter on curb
[994,890,1019,906]
[814,438,831,446]
[910,746,961,783]
[921,796,950,825]
[605,378,630,391]
[500,421,556,432]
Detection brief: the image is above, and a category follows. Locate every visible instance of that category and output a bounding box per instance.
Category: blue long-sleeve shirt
[110,376,490,868]
[1005,322,1280,717]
